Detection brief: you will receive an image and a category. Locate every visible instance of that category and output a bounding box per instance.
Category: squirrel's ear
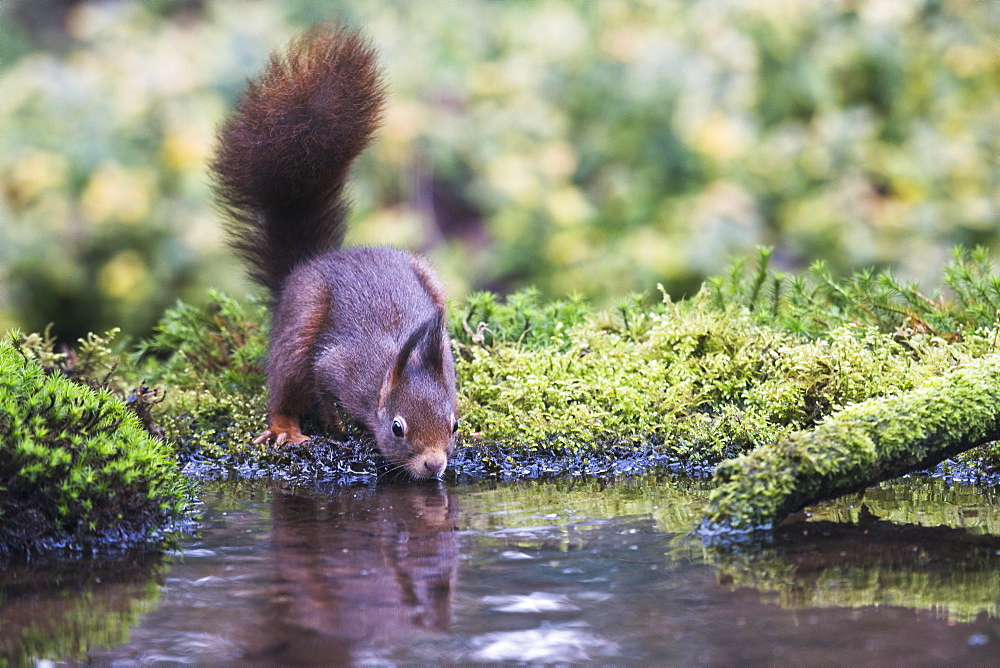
[389,315,442,386]
[420,311,446,376]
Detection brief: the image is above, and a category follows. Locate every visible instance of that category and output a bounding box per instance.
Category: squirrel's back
[211,24,386,293]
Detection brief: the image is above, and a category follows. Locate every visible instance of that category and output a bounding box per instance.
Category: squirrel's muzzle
[409,450,449,479]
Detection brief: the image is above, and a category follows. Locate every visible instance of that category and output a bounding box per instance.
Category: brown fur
[409,256,448,312]
[212,25,458,478]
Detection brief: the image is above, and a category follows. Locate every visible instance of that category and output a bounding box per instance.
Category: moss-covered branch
[702,354,1000,536]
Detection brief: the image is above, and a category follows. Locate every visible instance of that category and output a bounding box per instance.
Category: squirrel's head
[376,314,458,479]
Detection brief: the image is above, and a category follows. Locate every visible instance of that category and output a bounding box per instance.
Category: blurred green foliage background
[1,0,997,342]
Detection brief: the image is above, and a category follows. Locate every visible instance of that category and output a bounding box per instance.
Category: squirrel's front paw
[253,415,310,447]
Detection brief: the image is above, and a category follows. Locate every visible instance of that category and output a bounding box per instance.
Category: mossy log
[702,353,1000,536]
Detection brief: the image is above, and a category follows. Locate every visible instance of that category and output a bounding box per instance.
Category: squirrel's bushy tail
[211,24,386,293]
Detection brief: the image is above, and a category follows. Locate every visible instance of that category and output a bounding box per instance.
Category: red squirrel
[210,25,458,479]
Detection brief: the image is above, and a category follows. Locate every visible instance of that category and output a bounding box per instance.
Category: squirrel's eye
[392,418,405,438]
[452,418,459,434]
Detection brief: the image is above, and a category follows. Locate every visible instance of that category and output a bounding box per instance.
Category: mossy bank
[0,337,193,560]
[143,249,1000,492]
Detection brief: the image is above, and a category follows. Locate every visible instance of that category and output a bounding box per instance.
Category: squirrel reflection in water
[247,484,458,663]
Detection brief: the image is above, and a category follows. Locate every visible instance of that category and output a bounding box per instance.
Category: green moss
[708,246,1000,338]
[18,325,127,392]
[458,295,771,459]
[136,289,267,395]
[703,353,1000,533]
[133,291,269,460]
[456,290,980,464]
[451,287,592,351]
[0,338,193,558]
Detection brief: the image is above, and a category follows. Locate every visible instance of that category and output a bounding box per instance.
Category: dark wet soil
[178,433,716,484]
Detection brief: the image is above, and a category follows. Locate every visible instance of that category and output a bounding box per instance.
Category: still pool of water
[4,474,1000,664]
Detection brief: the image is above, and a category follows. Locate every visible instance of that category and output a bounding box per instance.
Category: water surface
[4,474,1000,664]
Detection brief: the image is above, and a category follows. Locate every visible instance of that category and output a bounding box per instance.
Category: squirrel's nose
[422,453,447,478]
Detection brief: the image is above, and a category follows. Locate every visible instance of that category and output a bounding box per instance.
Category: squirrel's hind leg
[259,274,332,448]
